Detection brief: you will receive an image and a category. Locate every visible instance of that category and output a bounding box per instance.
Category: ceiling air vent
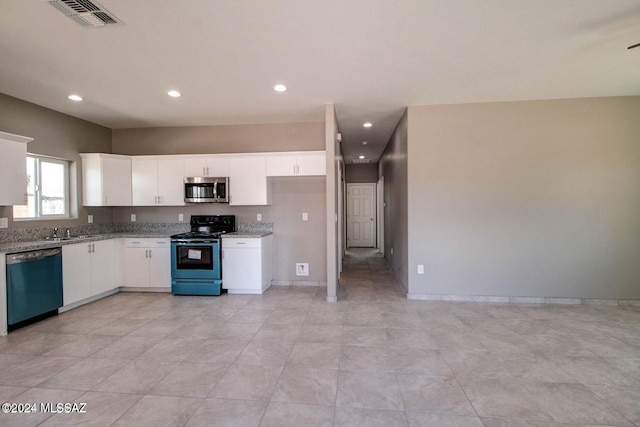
[351,158,372,164]
[44,0,123,28]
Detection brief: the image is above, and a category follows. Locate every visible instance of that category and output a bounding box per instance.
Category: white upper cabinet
[80,153,132,206]
[0,131,31,206]
[183,156,230,177]
[228,156,271,206]
[132,157,184,206]
[266,151,326,176]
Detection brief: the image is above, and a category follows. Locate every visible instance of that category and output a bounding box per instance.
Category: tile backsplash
[0,223,190,244]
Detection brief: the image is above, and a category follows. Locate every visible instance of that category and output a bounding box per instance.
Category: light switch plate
[257,213,262,221]
[0,218,8,228]
[178,213,184,222]
[302,212,308,221]
[87,214,93,224]
[131,213,136,222]
[417,264,424,274]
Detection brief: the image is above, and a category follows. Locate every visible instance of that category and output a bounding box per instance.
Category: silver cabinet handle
[148,249,152,258]
[88,244,92,253]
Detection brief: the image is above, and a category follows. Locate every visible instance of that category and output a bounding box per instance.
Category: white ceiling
[1,1,639,163]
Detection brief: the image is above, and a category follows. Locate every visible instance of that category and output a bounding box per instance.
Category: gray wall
[407,97,640,300]
[379,110,408,291]
[112,122,324,155]
[345,164,378,183]
[0,93,113,228]
[113,123,327,283]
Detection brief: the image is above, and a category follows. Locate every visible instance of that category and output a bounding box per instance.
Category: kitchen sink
[40,235,102,242]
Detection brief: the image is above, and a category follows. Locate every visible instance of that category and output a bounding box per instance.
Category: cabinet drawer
[222,238,261,248]
[124,238,170,248]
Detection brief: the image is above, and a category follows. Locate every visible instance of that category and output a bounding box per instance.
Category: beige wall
[0,93,113,228]
[112,122,324,155]
[407,97,640,300]
[379,110,408,290]
[345,164,378,183]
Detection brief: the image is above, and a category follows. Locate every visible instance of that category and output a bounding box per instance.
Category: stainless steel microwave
[184,177,229,203]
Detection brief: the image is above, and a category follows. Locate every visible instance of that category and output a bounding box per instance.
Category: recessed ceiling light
[363,122,372,128]
[68,94,83,102]
[274,84,287,92]
[167,90,182,98]
[362,141,368,145]
[359,155,365,159]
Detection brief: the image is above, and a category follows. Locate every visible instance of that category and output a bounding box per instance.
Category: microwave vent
[44,0,124,28]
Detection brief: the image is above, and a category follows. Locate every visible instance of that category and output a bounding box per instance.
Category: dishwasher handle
[6,248,62,264]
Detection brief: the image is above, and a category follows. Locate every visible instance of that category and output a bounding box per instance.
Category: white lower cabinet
[62,239,116,306]
[222,235,272,294]
[123,238,171,289]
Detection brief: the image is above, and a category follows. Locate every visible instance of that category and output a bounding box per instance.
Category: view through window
[13,154,69,219]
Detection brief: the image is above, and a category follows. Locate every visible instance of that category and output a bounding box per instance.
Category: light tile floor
[1,248,639,426]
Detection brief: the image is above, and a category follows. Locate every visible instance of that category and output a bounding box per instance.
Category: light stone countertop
[222,232,272,238]
[0,232,173,254]
[0,231,273,254]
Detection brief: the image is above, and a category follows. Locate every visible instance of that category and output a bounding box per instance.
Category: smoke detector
[44,0,124,28]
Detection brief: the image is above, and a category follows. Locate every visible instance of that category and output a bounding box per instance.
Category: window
[13,154,70,219]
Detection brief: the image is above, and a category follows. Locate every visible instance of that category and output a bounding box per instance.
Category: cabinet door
[184,158,208,177]
[132,159,158,206]
[229,156,269,205]
[62,243,92,305]
[266,154,296,176]
[124,247,150,287]
[91,240,116,295]
[102,156,132,206]
[206,157,229,177]
[222,239,262,293]
[0,136,28,206]
[297,152,326,176]
[157,158,185,205]
[148,247,171,288]
[80,154,104,206]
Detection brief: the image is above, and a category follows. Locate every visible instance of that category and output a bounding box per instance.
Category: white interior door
[347,183,376,248]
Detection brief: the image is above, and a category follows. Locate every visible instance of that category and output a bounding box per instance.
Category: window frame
[13,153,71,221]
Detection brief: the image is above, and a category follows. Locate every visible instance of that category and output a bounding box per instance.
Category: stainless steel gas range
[170,215,236,295]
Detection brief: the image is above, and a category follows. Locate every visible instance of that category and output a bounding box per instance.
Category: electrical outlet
[87,214,93,224]
[417,264,424,274]
[0,218,8,229]
[296,263,309,276]
[302,212,308,221]
[131,213,136,222]
[257,213,262,221]
[178,213,184,222]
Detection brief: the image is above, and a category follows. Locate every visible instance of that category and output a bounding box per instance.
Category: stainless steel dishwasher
[6,247,63,330]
